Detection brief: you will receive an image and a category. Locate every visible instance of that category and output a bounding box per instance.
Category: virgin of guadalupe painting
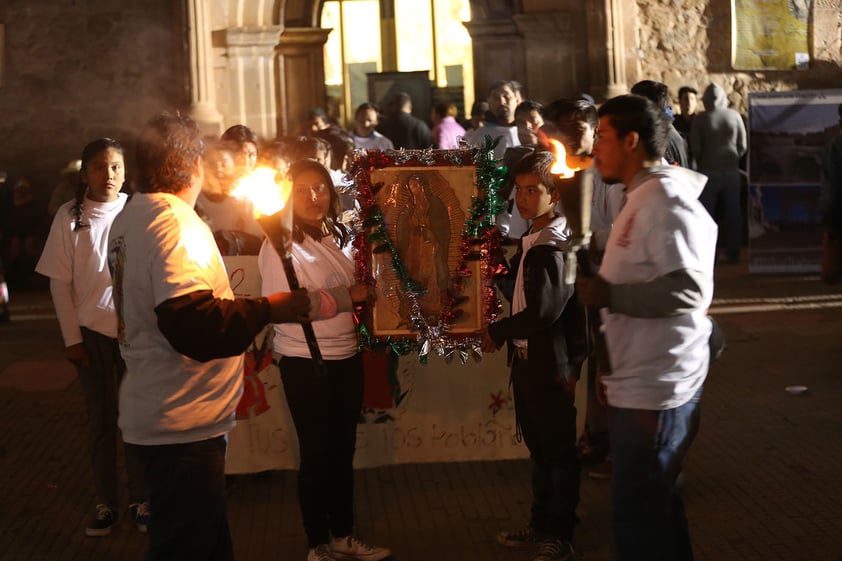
[368,165,482,336]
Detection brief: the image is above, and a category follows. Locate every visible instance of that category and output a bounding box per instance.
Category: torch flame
[548,139,580,179]
[229,167,291,217]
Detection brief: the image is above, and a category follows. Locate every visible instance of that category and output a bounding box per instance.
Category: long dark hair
[287,158,350,248]
[72,138,124,231]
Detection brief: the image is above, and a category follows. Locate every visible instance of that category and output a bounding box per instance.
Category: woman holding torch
[258,159,390,561]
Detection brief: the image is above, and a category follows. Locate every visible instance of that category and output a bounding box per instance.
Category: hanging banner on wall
[731,0,812,70]
[747,89,842,273]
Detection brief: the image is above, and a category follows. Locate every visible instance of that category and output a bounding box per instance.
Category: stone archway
[192,0,631,138]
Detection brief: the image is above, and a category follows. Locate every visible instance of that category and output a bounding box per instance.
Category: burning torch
[547,138,594,284]
[231,168,327,376]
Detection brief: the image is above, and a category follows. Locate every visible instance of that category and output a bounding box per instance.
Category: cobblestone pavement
[1,263,840,561]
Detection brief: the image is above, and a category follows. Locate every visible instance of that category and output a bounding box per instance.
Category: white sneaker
[331,535,391,561]
[308,544,337,561]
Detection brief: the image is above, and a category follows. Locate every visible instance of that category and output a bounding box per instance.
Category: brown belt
[514,347,528,360]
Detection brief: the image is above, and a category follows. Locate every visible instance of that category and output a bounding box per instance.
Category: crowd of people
[7,76,838,561]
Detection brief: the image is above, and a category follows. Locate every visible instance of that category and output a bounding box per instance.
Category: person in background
[483,150,586,561]
[464,80,527,240]
[541,97,618,480]
[463,80,523,159]
[195,138,264,255]
[577,94,716,561]
[35,138,149,537]
[259,159,390,561]
[300,107,332,136]
[108,111,310,561]
[515,100,545,146]
[222,124,260,179]
[377,91,433,150]
[467,100,489,131]
[431,102,466,150]
[315,128,358,212]
[630,80,690,168]
[48,159,83,216]
[674,86,698,140]
[351,103,394,151]
[690,83,748,264]
[261,137,294,178]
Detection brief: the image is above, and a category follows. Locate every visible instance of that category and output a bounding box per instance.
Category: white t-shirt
[36,194,128,343]
[353,131,394,151]
[599,168,717,410]
[462,122,520,160]
[108,192,243,445]
[196,192,263,239]
[258,232,358,360]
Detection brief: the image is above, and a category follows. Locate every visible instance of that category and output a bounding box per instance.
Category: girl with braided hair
[36,138,148,537]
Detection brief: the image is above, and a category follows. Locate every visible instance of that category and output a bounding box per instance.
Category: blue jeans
[607,390,702,561]
[129,435,233,561]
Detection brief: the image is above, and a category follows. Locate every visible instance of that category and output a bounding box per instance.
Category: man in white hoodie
[576,94,717,561]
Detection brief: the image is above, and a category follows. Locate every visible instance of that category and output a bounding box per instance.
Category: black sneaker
[497,526,544,547]
[85,504,118,537]
[128,501,150,533]
[532,539,575,561]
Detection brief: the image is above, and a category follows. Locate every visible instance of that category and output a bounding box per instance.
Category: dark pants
[699,170,742,262]
[78,327,145,507]
[511,356,580,540]
[280,354,364,547]
[129,436,233,561]
[607,390,702,561]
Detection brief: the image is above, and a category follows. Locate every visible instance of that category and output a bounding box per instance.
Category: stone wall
[633,0,842,114]
[0,1,187,200]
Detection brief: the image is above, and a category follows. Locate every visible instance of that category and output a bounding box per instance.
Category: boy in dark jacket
[482,150,587,561]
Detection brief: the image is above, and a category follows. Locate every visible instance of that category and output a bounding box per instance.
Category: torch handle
[576,247,595,277]
[280,255,327,376]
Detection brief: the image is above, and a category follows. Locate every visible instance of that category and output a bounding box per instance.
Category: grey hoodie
[690,83,747,173]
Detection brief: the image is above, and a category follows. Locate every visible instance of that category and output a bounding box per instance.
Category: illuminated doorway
[321,0,474,127]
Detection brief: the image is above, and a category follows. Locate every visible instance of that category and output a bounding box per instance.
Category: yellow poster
[731,0,811,70]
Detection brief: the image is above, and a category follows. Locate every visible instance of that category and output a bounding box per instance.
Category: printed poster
[747,90,842,273]
[731,0,812,70]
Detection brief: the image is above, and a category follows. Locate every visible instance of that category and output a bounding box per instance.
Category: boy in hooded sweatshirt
[482,150,587,561]
[690,82,747,264]
[577,94,717,561]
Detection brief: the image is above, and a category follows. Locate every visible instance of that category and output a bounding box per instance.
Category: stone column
[462,19,525,99]
[276,28,331,136]
[585,0,630,101]
[223,25,284,139]
[187,0,224,134]
[513,13,587,102]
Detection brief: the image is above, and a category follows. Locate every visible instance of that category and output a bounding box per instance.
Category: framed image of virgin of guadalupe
[350,147,506,358]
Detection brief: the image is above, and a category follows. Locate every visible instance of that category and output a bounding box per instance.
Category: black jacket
[488,237,588,385]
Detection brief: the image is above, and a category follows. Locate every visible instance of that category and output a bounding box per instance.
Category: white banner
[223,256,528,473]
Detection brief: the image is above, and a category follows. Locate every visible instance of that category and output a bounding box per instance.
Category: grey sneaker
[497,526,544,547]
[331,535,391,561]
[85,504,118,537]
[308,544,337,561]
[533,539,575,561]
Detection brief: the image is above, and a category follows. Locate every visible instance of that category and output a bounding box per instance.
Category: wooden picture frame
[351,148,503,350]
